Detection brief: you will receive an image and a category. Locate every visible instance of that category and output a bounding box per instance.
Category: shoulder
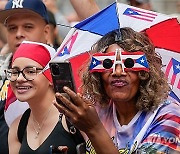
[147,99,180,133]
[8,115,22,154]
[9,108,30,141]
[156,99,180,118]
[138,100,180,153]
[8,115,22,148]
[9,115,22,136]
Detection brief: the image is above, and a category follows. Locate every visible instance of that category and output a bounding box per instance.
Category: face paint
[89,49,149,73]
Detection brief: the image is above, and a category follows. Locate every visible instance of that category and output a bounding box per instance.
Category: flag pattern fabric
[144,18,180,102]
[4,84,29,126]
[89,52,116,72]
[165,58,180,88]
[53,29,101,62]
[117,3,171,32]
[139,101,180,153]
[84,100,180,153]
[123,8,157,22]
[156,48,180,102]
[89,51,149,73]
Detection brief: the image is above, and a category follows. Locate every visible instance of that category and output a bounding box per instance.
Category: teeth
[111,80,128,87]
[17,87,30,90]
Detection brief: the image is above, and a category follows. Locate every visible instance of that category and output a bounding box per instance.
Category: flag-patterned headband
[89,49,149,73]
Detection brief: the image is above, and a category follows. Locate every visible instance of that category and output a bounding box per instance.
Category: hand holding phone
[50,61,76,105]
[50,61,76,93]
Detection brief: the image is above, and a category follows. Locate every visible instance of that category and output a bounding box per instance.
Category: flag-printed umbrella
[51,2,180,102]
[53,2,172,62]
[144,19,180,102]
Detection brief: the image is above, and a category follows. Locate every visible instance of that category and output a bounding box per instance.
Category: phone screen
[50,62,76,93]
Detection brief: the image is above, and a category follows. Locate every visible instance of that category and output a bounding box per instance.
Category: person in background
[0,0,8,11]
[127,0,153,10]
[43,0,71,39]
[171,0,180,21]
[0,0,51,153]
[47,10,62,49]
[7,41,84,154]
[54,27,180,153]
[0,23,7,50]
[0,0,9,86]
[44,0,100,26]
[69,0,100,22]
[0,23,10,83]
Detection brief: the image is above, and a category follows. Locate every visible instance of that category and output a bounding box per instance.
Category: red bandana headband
[12,41,56,83]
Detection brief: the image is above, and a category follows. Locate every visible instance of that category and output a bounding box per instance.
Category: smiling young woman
[7,41,85,154]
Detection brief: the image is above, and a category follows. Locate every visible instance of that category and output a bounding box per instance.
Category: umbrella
[53,2,173,62]
[51,2,180,102]
[145,18,180,102]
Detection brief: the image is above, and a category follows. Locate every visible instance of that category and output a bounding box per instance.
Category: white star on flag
[140,58,145,63]
[93,60,97,65]
[176,64,180,70]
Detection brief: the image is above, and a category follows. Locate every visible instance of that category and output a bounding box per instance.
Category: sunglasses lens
[103,58,113,69]
[124,58,134,68]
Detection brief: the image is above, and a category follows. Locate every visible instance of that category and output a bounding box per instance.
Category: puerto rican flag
[123,8,157,22]
[89,52,116,72]
[89,51,149,73]
[165,58,180,88]
[156,48,180,102]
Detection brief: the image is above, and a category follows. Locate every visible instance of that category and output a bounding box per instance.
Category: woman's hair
[80,27,170,111]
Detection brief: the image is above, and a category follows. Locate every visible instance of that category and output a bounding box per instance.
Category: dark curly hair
[80,27,170,111]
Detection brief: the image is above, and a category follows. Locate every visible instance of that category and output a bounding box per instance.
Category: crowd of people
[0,0,179,154]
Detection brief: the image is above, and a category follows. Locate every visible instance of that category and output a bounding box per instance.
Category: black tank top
[18,109,84,154]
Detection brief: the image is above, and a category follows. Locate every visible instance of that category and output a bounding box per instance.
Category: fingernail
[63,86,69,91]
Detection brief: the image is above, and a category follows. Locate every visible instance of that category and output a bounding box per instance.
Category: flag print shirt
[84,100,180,154]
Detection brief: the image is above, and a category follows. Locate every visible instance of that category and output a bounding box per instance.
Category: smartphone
[49,61,76,94]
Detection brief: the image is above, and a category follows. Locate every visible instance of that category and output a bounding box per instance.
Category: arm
[54,86,119,154]
[70,0,100,20]
[8,117,21,154]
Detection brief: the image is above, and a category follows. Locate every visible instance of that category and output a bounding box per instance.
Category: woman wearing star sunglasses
[54,27,180,154]
[6,41,85,154]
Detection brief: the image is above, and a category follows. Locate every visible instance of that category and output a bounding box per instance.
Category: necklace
[32,105,52,139]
